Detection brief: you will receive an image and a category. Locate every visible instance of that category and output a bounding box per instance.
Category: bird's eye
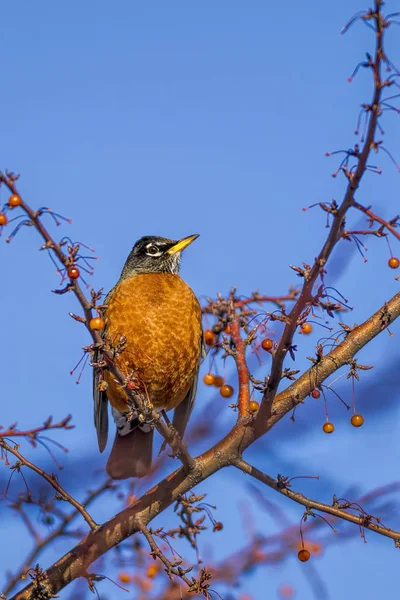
[146,245,159,256]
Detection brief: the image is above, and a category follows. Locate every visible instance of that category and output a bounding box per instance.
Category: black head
[120,234,199,279]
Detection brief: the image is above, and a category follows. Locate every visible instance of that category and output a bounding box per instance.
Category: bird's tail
[106,427,154,479]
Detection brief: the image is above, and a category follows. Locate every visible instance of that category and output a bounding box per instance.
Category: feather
[92,287,115,453]
[106,427,153,479]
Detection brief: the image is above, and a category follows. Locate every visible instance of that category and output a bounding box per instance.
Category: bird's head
[120,234,199,279]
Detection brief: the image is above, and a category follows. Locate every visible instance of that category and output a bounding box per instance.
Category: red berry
[204,329,215,345]
[311,389,321,399]
[8,194,21,208]
[89,317,104,331]
[220,384,234,398]
[261,337,273,351]
[322,422,334,434]
[351,414,364,427]
[0,213,7,226]
[213,521,223,531]
[249,400,259,412]
[297,549,311,562]
[301,323,313,334]
[203,373,215,386]
[126,381,136,390]
[68,265,80,279]
[388,257,400,269]
[213,375,224,388]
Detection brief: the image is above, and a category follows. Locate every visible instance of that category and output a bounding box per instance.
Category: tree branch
[0,415,73,441]
[260,4,385,410]
[10,280,400,599]
[233,457,400,544]
[0,439,98,530]
[230,315,251,418]
[4,478,113,596]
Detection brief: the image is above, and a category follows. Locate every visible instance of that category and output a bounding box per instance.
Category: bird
[93,234,203,479]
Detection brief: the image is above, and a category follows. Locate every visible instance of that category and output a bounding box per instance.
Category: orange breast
[103,273,202,413]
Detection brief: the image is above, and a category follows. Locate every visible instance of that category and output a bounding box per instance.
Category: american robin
[93,234,203,479]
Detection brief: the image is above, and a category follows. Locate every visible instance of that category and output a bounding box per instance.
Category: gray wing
[93,288,115,453]
[171,331,206,439]
[93,364,108,452]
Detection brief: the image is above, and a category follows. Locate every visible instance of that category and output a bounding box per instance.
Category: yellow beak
[166,234,199,256]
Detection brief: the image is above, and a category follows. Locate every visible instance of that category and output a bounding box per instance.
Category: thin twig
[0,439,98,530]
[352,200,400,241]
[3,478,113,596]
[233,458,400,543]
[0,415,74,440]
[257,4,386,419]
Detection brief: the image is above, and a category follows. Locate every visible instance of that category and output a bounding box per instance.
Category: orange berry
[261,337,273,351]
[322,422,334,434]
[308,541,323,556]
[351,413,364,427]
[67,265,80,279]
[140,579,152,592]
[89,317,104,330]
[146,564,158,579]
[8,194,21,208]
[279,584,294,598]
[213,375,224,388]
[388,257,400,269]
[213,521,223,531]
[311,389,320,399]
[220,384,234,398]
[204,329,215,345]
[0,213,7,226]
[249,400,259,412]
[297,549,311,562]
[203,373,215,386]
[118,572,132,584]
[301,323,313,334]
[225,324,231,335]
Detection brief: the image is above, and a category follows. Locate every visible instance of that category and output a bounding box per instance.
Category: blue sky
[1,2,400,599]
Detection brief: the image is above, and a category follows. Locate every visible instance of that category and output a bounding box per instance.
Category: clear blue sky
[1,2,400,599]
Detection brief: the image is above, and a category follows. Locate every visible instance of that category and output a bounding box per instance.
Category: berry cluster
[203,373,234,398]
[321,414,364,433]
